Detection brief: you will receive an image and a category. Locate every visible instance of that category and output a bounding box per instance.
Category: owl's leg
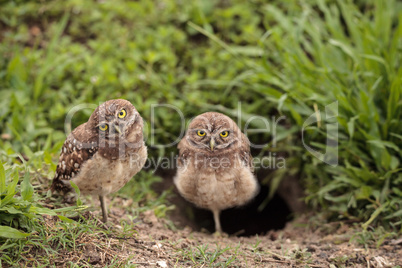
[212,209,222,233]
[99,195,108,222]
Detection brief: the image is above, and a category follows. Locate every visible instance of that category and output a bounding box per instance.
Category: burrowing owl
[174,112,259,233]
[52,99,147,222]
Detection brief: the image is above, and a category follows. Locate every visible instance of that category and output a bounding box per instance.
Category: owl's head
[87,99,143,144]
[185,112,243,155]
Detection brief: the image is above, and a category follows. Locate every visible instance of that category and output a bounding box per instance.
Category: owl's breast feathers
[51,123,98,193]
[175,139,258,210]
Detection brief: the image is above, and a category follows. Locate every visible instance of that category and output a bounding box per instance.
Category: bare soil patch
[23,208,401,268]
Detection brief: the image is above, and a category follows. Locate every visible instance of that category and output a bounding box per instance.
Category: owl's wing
[240,134,254,173]
[177,139,191,168]
[51,123,98,193]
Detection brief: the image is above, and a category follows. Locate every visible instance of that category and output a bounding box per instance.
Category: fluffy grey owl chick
[52,99,147,222]
[174,112,259,233]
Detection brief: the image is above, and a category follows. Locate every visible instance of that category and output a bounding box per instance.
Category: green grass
[176,243,241,267]
[0,152,168,266]
[0,0,401,266]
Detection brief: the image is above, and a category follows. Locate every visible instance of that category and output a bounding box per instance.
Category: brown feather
[51,123,98,193]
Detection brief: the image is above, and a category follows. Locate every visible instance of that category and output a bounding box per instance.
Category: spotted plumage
[174,112,259,233]
[52,127,98,193]
[52,99,147,222]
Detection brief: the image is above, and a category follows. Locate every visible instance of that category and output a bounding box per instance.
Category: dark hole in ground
[154,165,300,237]
[190,184,292,236]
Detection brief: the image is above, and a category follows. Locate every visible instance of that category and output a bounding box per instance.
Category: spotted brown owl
[174,112,259,233]
[52,99,147,222]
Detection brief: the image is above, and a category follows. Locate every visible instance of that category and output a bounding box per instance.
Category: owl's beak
[210,138,215,151]
[114,125,122,135]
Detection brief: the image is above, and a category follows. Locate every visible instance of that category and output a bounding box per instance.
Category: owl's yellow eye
[99,124,108,131]
[118,109,127,118]
[220,131,229,137]
[197,130,206,137]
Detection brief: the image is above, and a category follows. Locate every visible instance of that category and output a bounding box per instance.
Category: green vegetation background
[0,0,401,255]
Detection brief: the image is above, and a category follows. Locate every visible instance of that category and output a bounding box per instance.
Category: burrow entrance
[155,169,306,236]
[189,185,292,236]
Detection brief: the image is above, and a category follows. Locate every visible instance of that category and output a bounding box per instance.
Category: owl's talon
[212,231,228,238]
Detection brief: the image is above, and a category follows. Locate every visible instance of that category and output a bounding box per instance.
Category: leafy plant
[0,161,52,238]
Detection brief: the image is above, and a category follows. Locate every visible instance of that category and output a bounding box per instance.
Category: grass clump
[176,243,241,267]
[0,149,168,265]
[0,159,72,239]
[251,0,402,228]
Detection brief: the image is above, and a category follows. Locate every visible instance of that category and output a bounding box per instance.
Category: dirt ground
[17,175,401,267]
[38,205,400,268]
[132,212,402,267]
